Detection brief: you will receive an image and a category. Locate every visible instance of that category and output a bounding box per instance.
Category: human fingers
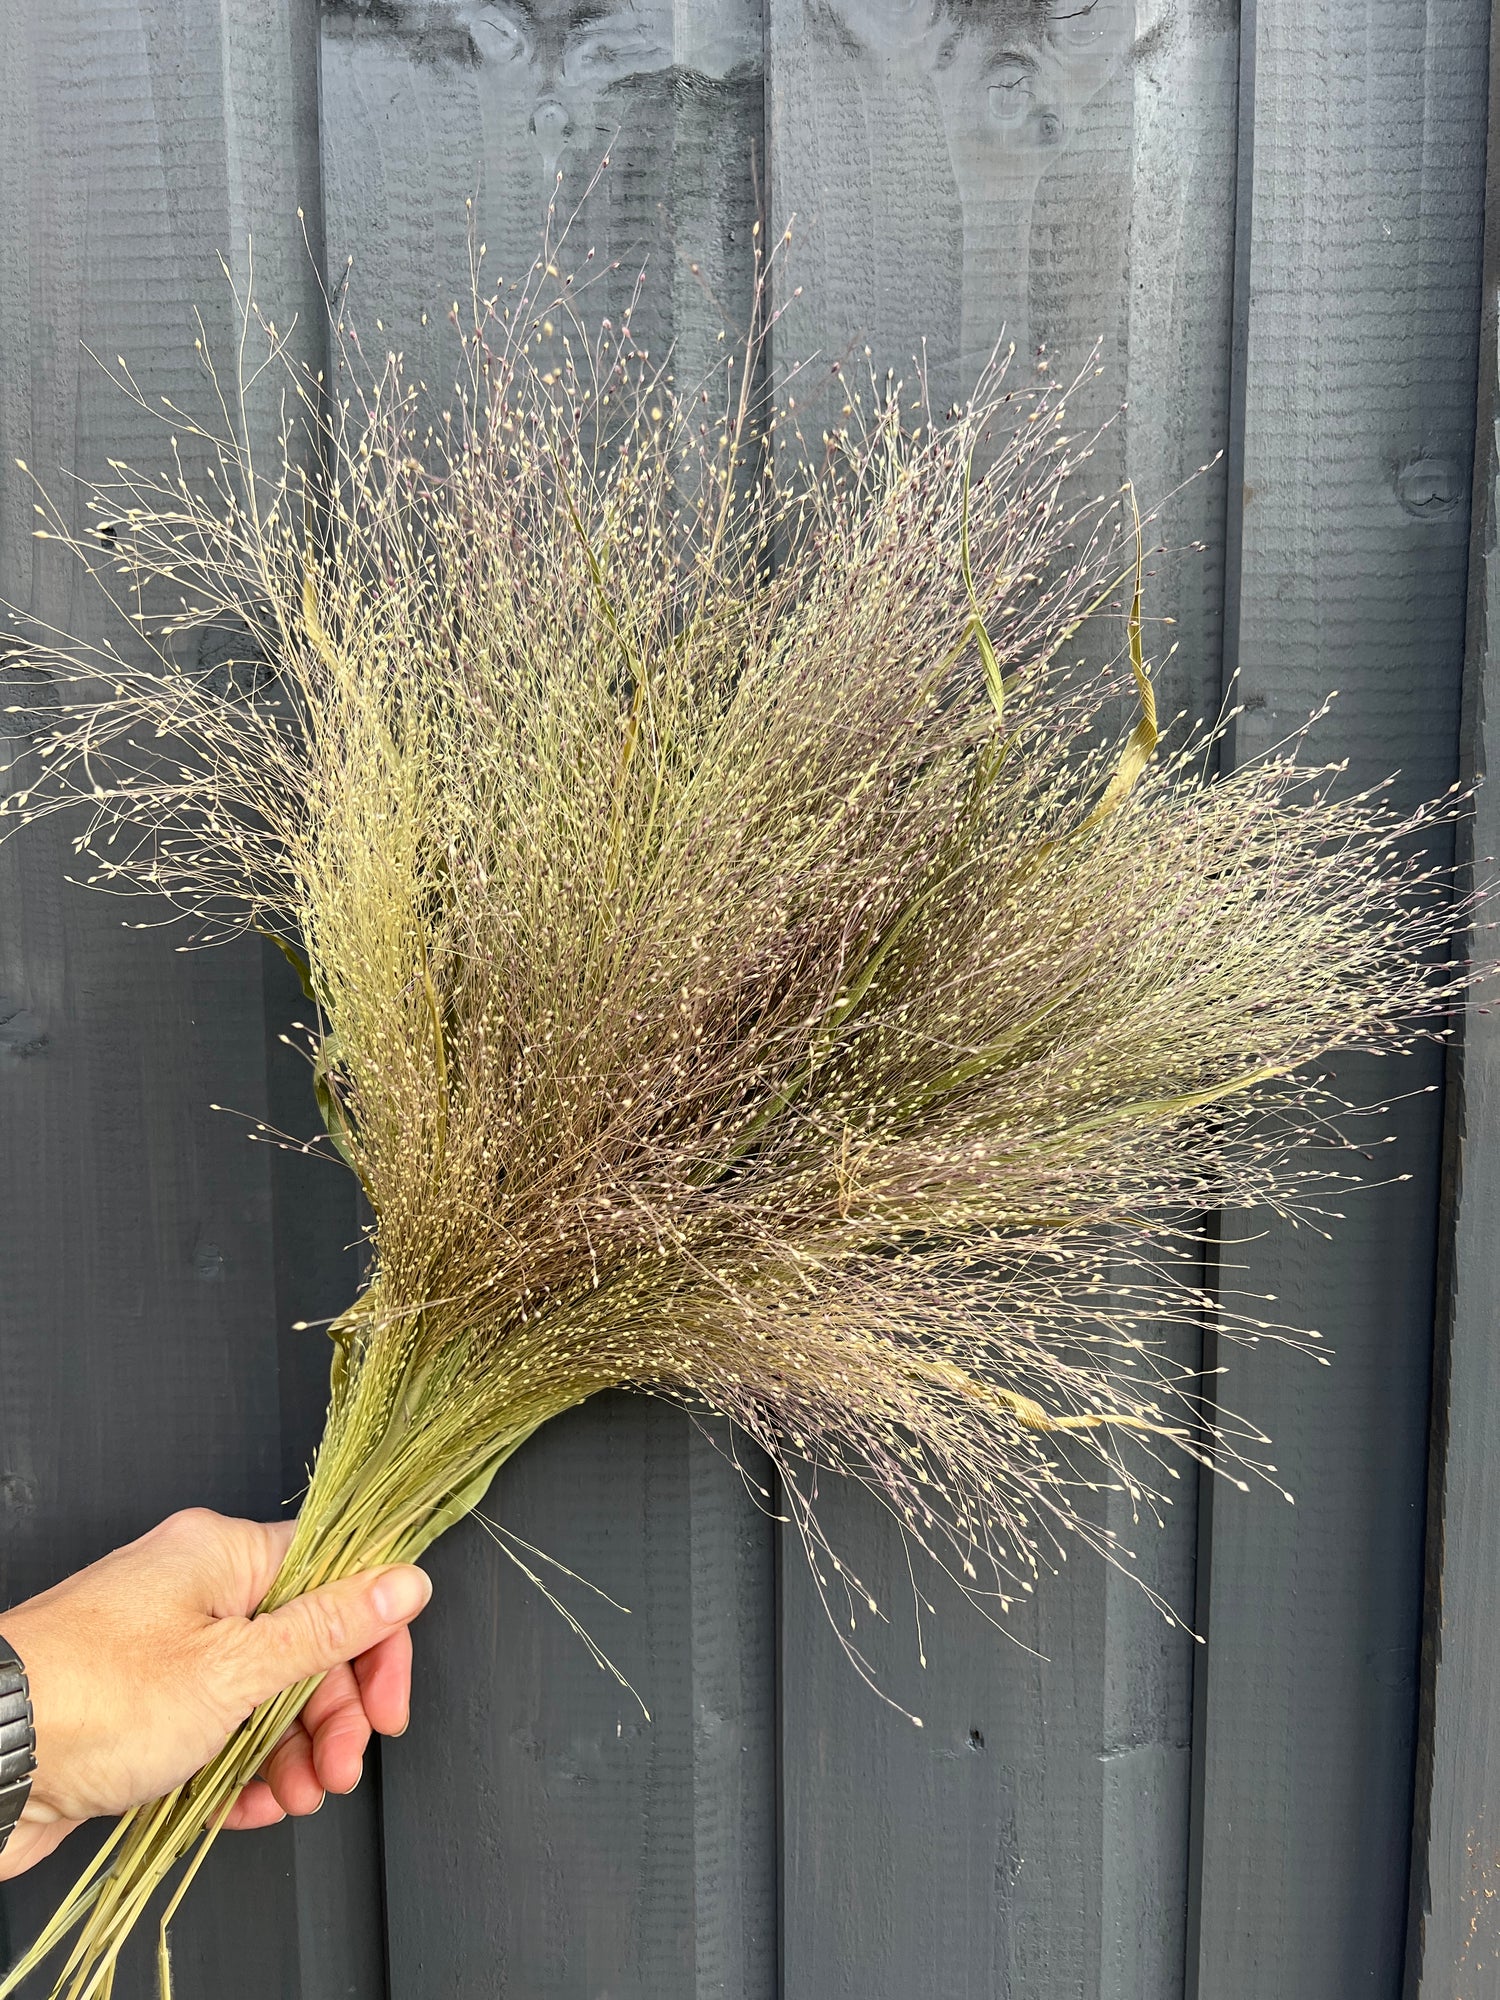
[351,1625,413,1738]
[223,1779,287,1833]
[301,1662,372,1795]
[226,1565,431,1710]
[261,1720,325,1818]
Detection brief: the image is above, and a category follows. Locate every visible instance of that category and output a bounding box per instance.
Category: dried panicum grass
[0,218,1469,1994]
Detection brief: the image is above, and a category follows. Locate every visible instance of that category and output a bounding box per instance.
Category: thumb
[231,1565,432,1708]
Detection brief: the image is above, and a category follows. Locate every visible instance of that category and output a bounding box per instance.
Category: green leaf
[327,1322,355,1400]
[312,1034,376,1207]
[959,447,1005,728]
[404,1432,542,1559]
[1080,485,1157,832]
[260,929,319,1006]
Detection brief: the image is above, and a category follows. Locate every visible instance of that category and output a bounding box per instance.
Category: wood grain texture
[0,3,381,1992]
[317,9,779,1995]
[766,3,1237,1994]
[1406,5,1500,1987]
[320,0,766,421]
[1189,2,1489,1995]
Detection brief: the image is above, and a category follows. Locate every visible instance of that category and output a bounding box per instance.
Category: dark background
[2,1,1497,1994]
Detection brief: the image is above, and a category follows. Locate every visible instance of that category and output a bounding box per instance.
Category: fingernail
[394,1711,411,1738]
[372,1567,432,1624]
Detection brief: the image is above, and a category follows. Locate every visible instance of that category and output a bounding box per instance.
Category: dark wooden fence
[2,2,1497,1995]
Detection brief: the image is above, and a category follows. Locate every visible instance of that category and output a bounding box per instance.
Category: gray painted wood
[1406,7,1500,1987]
[0,3,383,1993]
[766,4,1236,1995]
[317,9,779,1996]
[263,942,390,2000]
[1190,3,1489,1996]
[386,1405,775,1999]
[1,0,1497,1992]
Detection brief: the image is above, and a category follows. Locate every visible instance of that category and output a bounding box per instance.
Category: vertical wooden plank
[1405,4,1500,1989]
[1189,3,1489,1995]
[0,3,385,1993]
[767,4,1238,1995]
[263,946,391,2000]
[389,1404,776,1998]
[317,8,779,1996]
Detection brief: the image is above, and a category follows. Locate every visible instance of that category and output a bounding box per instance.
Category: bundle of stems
[0,229,1466,1996]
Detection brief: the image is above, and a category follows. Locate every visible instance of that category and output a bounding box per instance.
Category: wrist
[0,1630,38,1862]
[0,1603,77,1825]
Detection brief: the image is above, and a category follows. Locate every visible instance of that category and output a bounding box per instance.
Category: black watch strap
[0,1634,36,1855]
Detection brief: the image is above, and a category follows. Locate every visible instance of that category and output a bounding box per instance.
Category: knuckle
[185,1630,251,1731]
[221,1632,270,1717]
[159,1505,221,1543]
[302,1592,350,1663]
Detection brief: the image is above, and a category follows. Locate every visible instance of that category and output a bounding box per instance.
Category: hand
[0,1508,432,1880]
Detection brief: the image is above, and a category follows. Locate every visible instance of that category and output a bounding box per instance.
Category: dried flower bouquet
[0,230,1464,1997]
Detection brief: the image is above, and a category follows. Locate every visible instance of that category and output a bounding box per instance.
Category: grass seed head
[0,232,1472,1695]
